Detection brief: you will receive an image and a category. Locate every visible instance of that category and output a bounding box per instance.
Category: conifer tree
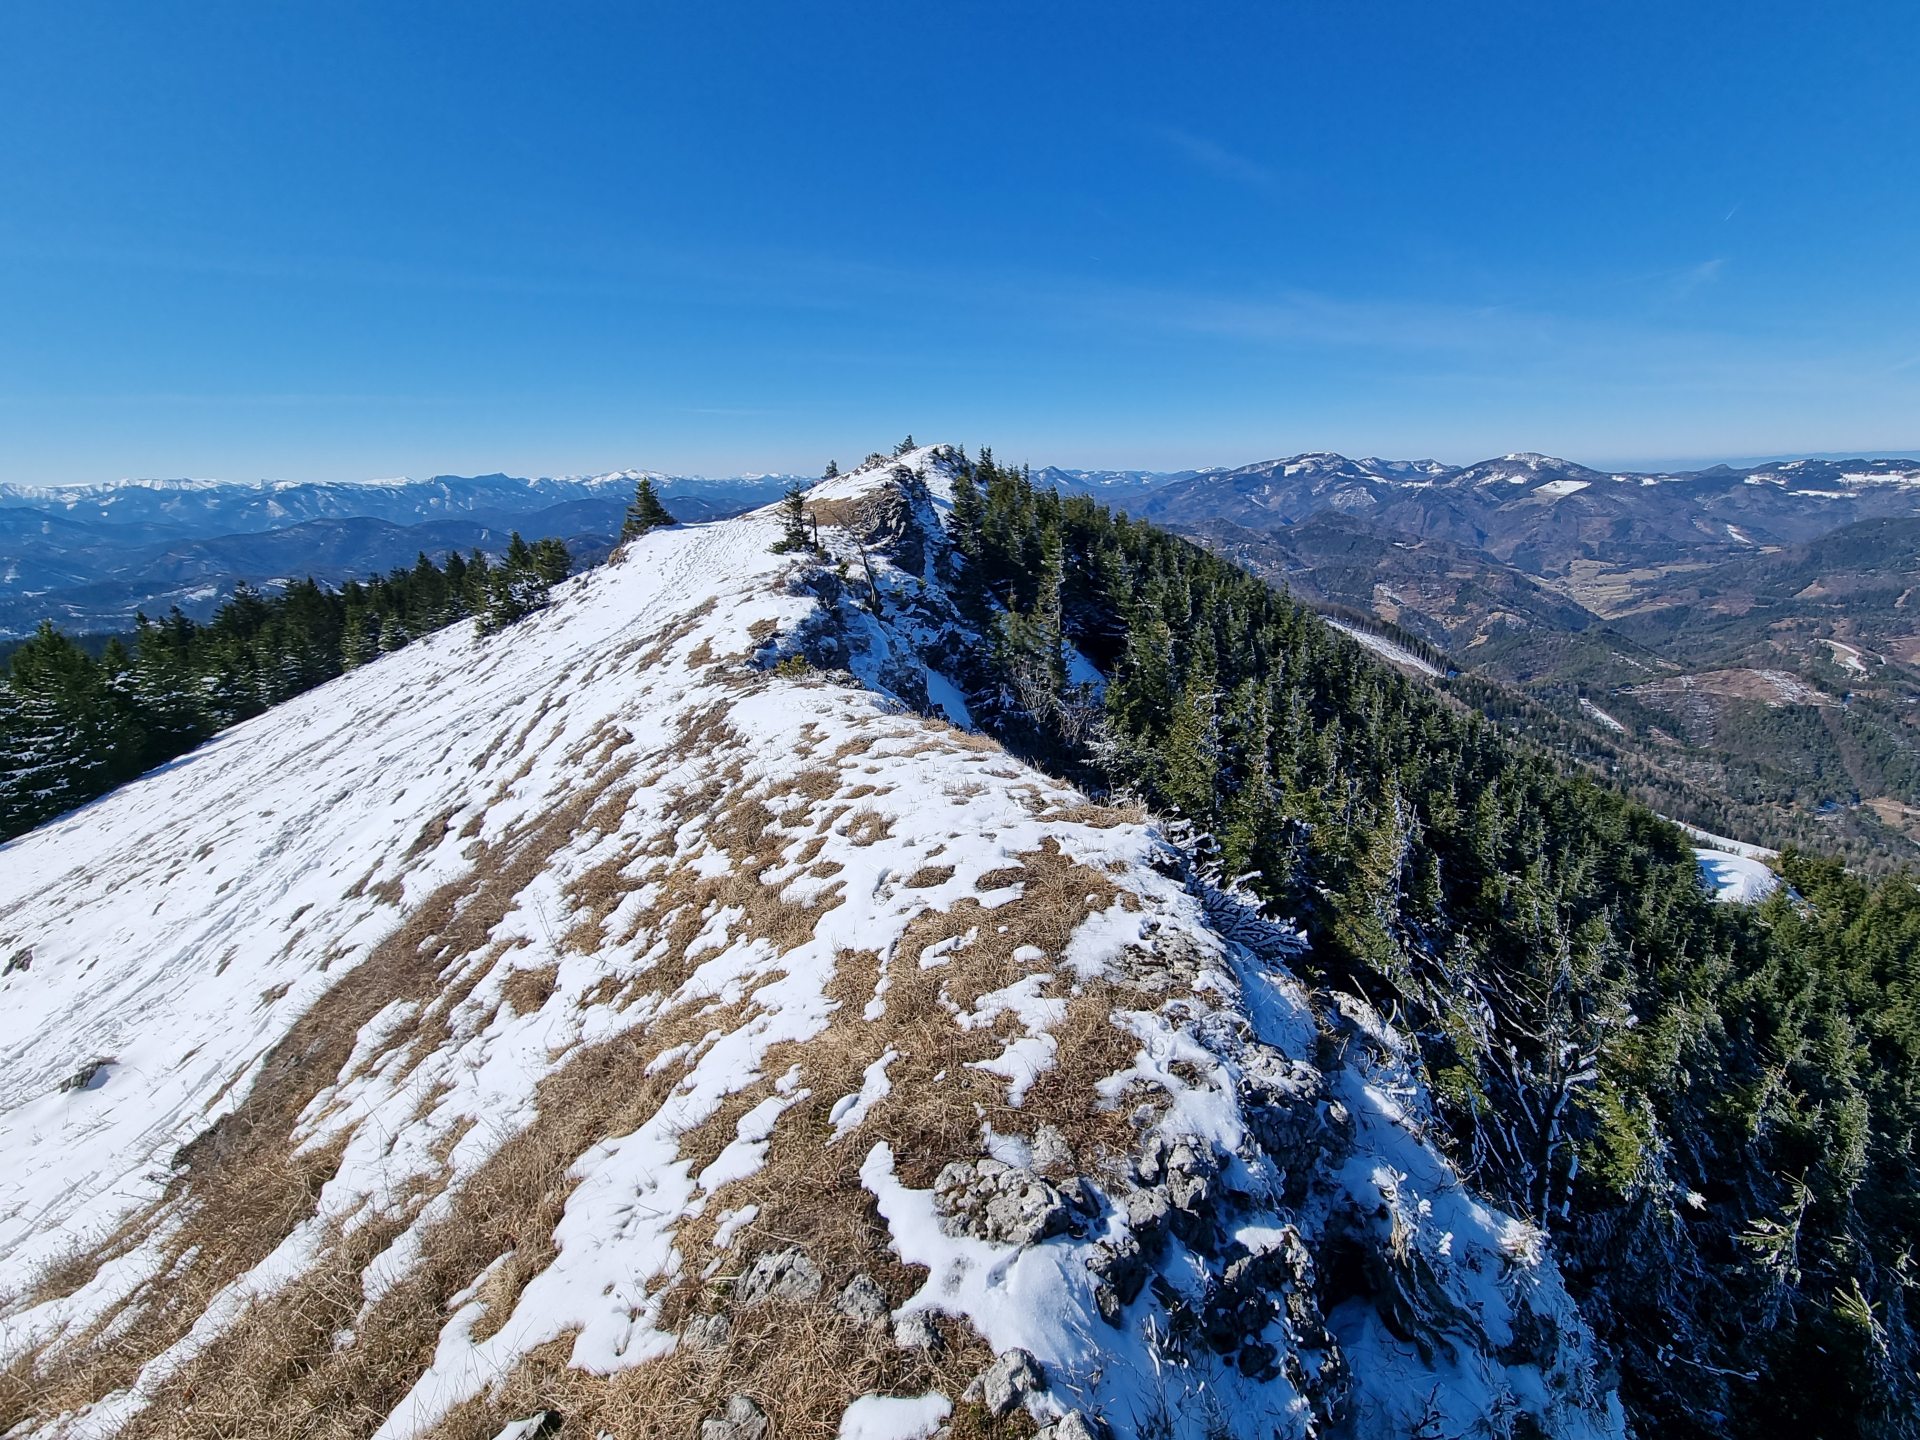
[823,459,839,479]
[621,477,676,540]
[479,532,554,633]
[949,466,985,563]
[531,537,572,584]
[771,485,813,554]
[1160,650,1220,822]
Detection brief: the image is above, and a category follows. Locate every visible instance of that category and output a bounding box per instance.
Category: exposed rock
[1164,1139,1216,1211]
[58,1058,109,1093]
[964,1347,1044,1418]
[2,945,29,976]
[700,1394,768,1440]
[1029,1122,1074,1173]
[1163,1140,1221,1249]
[1237,1046,1332,1199]
[1122,1182,1172,1246]
[892,1309,943,1353]
[932,1159,1071,1246]
[1133,1132,1171,1185]
[1036,1412,1110,1440]
[835,1272,891,1326]
[734,1246,822,1307]
[1055,1174,1103,1218]
[1087,1233,1148,1325]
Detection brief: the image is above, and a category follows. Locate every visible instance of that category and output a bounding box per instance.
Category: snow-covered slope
[0,451,1622,1440]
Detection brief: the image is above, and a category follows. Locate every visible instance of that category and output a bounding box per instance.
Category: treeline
[0,536,568,840]
[935,450,1918,1439]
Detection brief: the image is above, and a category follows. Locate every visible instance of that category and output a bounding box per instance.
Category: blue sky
[1,0,1915,482]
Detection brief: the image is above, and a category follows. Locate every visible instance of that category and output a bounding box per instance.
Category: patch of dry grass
[3,702,1179,1440]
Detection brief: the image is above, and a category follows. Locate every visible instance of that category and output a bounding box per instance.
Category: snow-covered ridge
[0,450,1621,1439]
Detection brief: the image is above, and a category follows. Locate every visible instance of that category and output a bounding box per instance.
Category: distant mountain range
[0,470,803,636]
[1109,452,1920,865]
[9,448,1920,862]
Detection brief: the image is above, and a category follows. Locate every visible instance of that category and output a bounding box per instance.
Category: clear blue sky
[1,1,1916,483]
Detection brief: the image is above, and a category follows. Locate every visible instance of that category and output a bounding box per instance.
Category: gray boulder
[932,1159,1072,1247]
[835,1273,891,1326]
[1087,1233,1148,1326]
[1038,1413,1110,1440]
[734,1246,822,1306]
[700,1394,767,1440]
[892,1309,944,1353]
[964,1347,1044,1418]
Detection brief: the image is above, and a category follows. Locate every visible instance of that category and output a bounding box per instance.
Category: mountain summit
[0,450,1621,1439]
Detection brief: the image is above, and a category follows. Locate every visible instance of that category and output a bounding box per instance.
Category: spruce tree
[621,477,676,540]
[531,537,572,584]
[771,485,813,554]
[479,533,554,633]
[1160,650,1220,822]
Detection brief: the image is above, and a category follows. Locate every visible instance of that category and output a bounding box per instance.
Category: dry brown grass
[3,698,1179,1440]
[433,832,1157,1438]
[428,1301,1032,1440]
[0,738,651,1433]
[841,808,892,848]
[97,992,762,1440]
[629,597,717,672]
[497,962,559,1017]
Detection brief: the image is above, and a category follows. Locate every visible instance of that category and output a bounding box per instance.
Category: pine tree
[621,477,676,540]
[771,485,813,554]
[1160,650,1220,822]
[949,466,986,563]
[531,537,572,584]
[479,533,554,633]
[1,622,114,830]
[823,459,840,479]
[1218,681,1276,879]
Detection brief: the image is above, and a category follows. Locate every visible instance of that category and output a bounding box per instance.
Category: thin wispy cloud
[1671,257,1727,299]
[1143,124,1280,191]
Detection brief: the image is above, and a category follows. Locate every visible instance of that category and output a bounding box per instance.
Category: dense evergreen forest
[933,450,1918,1439]
[0,535,568,841]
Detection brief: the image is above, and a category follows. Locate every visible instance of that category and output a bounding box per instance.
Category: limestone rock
[734,1246,822,1307]
[964,1347,1044,1418]
[892,1309,944,1353]
[1037,1412,1110,1440]
[932,1159,1071,1247]
[700,1394,767,1440]
[835,1272,890,1326]
[1087,1233,1148,1326]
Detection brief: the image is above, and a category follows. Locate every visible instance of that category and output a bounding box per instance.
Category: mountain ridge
[0,450,1625,1439]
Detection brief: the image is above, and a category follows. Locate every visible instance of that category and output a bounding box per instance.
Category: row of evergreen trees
[0,536,569,841]
[930,448,1918,1438]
